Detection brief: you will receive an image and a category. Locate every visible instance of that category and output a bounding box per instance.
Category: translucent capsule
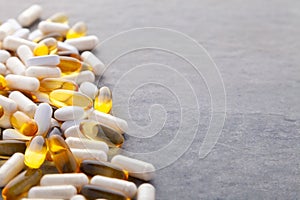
[79,82,98,100]
[0,50,11,63]
[0,140,26,159]
[47,12,68,24]
[80,160,128,180]
[2,129,31,141]
[28,185,77,199]
[57,56,82,74]
[6,57,26,75]
[6,74,40,92]
[71,148,107,162]
[26,55,60,66]
[17,4,42,27]
[3,36,37,51]
[24,135,47,169]
[34,103,53,136]
[10,111,38,136]
[66,21,87,39]
[2,169,42,200]
[34,38,58,56]
[94,86,112,114]
[47,135,79,173]
[81,51,104,75]
[17,45,33,64]
[9,91,37,118]
[0,74,7,90]
[65,35,99,51]
[40,173,88,189]
[40,78,78,92]
[80,184,128,200]
[54,106,84,121]
[137,183,155,200]
[38,21,70,36]
[65,136,109,153]
[49,89,93,110]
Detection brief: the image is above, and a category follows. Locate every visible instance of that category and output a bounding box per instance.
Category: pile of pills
[0,4,155,200]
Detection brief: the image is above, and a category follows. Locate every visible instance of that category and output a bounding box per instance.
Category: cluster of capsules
[0,4,156,200]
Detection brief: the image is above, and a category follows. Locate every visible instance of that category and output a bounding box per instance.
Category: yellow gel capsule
[47,12,68,24]
[0,75,7,90]
[0,105,4,118]
[66,21,87,39]
[24,135,47,169]
[94,86,112,114]
[33,43,48,56]
[57,56,82,74]
[40,78,78,92]
[33,38,58,56]
[49,89,93,110]
[10,111,38,136]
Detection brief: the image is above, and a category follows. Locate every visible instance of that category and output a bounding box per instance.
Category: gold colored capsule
[0,74,7,90]
[57,51,81,60]
[0,105,4,118]
[10,111,38,136]
[33,43,48,56]
[0,140,27,159]
[94,86,112,114]
[57,56,82,74]
[80,184,128,200]
[40,78,78,92]
[24,135,47,169]
[66,21,87,39]
[33,38,58,56]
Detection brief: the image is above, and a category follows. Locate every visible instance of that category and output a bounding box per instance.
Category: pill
[39,78,78,92]
[9,91,37,117]
[2,169,42,200]
[28,29,43,41]
[137,183,155,200]
[65,137,109,153]
[47,12,68,24]
[7,18,21,31]
[80,184,127,200]
[65,35,99,51]
[66,21,87,39]
[30,91,50,104]
[0,140,26,159]
[6,57,26,75]
[13,28,30,39]
[0,94,18,113]
[0,74,7,89]
[94,86,112,114]
[6,74,40,92]
[40,173,88,189]
[28,185,77,199]
[47,126,63,138]
[0,63,6,75]
[47,135,79,173]
[26,55,60,66]
[34,38,58,56]
[3,36,37,51]
[71,148,107,162]
[10,111,38,136]
[89,110,128,134]
[25,66,61,79]
[18,4,42,27]
[57,56,82,74]
[0,50,11,63]
[34,103,53,136]
[0,105,4,118]
[63,70,95,85]
[80,160,128,180]
[111,155,155,181]
[71,195,86,200]
[35,33,64,43]
[81,51,104,75]
[2,129,31,141]
[61,120,82,132]
[0,22,15,40]
[49,89,93,110]
[17,45,33,64]
[0,153,25,187]
[54,106,84,121]
[79,82,98,100]
[38,21,70,35]
[64,125,86,139]
[91,175,137,198]
[57,41,79,54]
[24,135,47,169]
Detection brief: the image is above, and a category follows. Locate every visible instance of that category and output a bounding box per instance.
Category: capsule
[47,135,78,173]
[65,137,109,153]
[0,22,15,41]
[80,160,128,180]
[9,91,37,117]
[57,56,82,74]
[137,183,155,200]
[34,33,64,43]
[0,95,17,113]
[0,50,11,63]
[0,63,7,75]
[47,12,68,24]
[25,66,61,79]
[65,35,99,51]
[28,29,43,41]
[24,135,47,169]
[30,91,50,104]
[81,51,104,75]
[34,103,53,136]
[34,38,58,56]
[38,21,70,36]
[26,55,60,66]
[49,89,93,110]
[66,21,87,39]
[6,74,40,92]
[111,155,155,181]
[2,169,42,200]
[62,70,95,85]
[47,126,63,138]
[0,74,7,90]
[28,185,77,199]
[6,57,26,75]
[13,28,30,39]
[71,148,107,162]
[57,41,79,54]
[2,129,31,141]
[54,106,84,121]
[91,175,137,198]
[81,184,128,200]
[94,86,112,114]
[0,105,4,118]
[71,195,87,200]
[61,120,82,132]
[40,173,88,189]
[17,45,33,64]
[3,36,37,51]
[79,82,98,100]
[40,78,78,93]
[10,111,38,136]
[64,125,87,138]
[0,140,26,159]
[0,153,25,187]
[17,4,42,27]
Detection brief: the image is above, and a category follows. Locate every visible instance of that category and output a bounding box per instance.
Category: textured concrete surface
[0,0,299,199]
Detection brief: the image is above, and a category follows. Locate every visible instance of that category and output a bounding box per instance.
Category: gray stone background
[0,0,299,199]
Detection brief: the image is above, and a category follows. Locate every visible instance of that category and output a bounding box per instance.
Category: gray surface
[1,0,300,199]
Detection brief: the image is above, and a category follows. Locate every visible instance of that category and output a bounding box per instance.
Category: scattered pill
[9,91,37,117]
[2,129,31,141]
[67,21,87,39]
[80,184,127,200]
[54,106,85,121]
[65,35,99,51]
[18,4,42,27]
[71,194,87,200]
[137,183,155,200]
[62,70,95,84]
[17,45,33,64]
[38,21,70,36]
[24,135,47,169]
[28,185,77,199]
[10,111,38,136]
[34,103,53,136]
[3,36,37,51]
[94,86,112,114]
[65,137,109,153]
[6,57,26,75]
[0,50,11,63]
[81,51,104,75]
[5,74,40,92]
[40,173,88,189]
[13,28,30,39]
[71,148,107,162]
[79,81,98,100]
[26,55,60,66]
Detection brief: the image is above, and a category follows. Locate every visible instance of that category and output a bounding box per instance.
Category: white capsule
[34,103,53,136]
[64,125,86,139]
[61,120,82,132]
[17,45,33,64]
[17,4,42,27]
[0,63,6,75]
[137,183,155,200]
[51,118,60,128]
[91,175,137,198]
[79,82,98,99]
[0,22,15,40]
[40,173,89,189]
[65,35,99,51]
[26,55,60,66]
[70,195,86,200]
[71,148,107,162]
[6,74,40,92]
[31,91,50,104]
[0,94,17,113]
[89,110,128,134]
[54,106,84,121]
[6,57,26,75]
[3,36,37,51]
[7,19,22,31]
[81,51,104,75]
[111,155,155,181]
[2,129,31,140]
[63,70,95,85]
[57,41,79,54]
[0,113,12,128]
[25,66,61,79]
[0,153,25,187]
[12,28,30,39]
[28,185,77,199]
[9,91,37,117]
[65,137,109,153]
[28,29,43,41]
[38,21,69,35]
[0,50,11,63]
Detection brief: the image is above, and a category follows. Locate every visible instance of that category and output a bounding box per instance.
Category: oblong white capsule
[3,36,37,51]
[64,125,86,139]
[2,129,31,140]
[0,95,17,113]
[91,175,137,198]
[137,183,155,200]
[0,153,25,187]
[0,22,15,40]
[79,82,98,100]
[54,106,84,121]
[70,195,86,200]
[26,55,60,66]
[28,185,77,199]
[0,114,12,128]
[65,137,109,153]
[40,173,89,189]
[70,148,107,162]
[89,110,128,134]
[6,74,40,92]
[0,50,11,63]
[7,19,21,31]
[28,29,43,41]
[34,103,53,136]
[6,57,26,75]
[0,63,6,75]
[9,91,37,117]
[61,120,82,132]
[62,70,95,85]
[57,41,79,54]
[111,155,155,181]
[65,35,99,51]
[81,51,104,75]
[17,4,42,27]
[13,28,30,39]
[17,45,33,64]
[38,21,69,35]
[25,66,61,79]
